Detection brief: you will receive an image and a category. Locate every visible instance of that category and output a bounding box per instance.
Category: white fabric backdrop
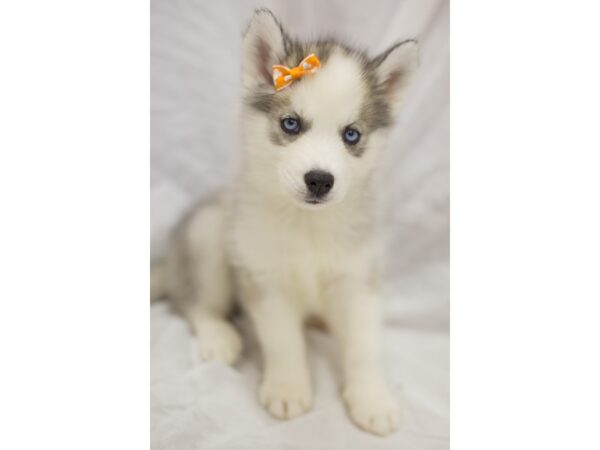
[151,0,449,448]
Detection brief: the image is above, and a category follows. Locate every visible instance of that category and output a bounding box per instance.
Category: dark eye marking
[342,126,361,145]
[280,116,301,135]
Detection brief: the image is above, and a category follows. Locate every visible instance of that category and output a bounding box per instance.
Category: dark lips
[305,198,322,205]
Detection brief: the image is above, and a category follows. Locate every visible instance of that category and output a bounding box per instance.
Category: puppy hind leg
[190,309,242,365]
[170,204,242,365]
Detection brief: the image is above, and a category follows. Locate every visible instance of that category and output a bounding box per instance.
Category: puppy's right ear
[242,9,286,90]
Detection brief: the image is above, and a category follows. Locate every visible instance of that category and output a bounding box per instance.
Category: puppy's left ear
[371,40,419,112]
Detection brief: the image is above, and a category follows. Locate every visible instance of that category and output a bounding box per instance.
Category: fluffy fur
[152,9,418,436]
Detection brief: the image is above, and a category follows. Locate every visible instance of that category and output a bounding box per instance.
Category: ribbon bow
[272,54,321,91]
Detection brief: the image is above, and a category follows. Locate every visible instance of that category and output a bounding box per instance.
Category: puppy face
[241,9,418,209]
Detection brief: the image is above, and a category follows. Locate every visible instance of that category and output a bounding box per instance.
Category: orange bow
[272,54,321,91]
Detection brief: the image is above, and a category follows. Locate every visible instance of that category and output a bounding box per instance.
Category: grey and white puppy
[152,8,418,436]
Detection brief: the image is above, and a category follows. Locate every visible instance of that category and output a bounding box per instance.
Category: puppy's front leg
[326,280,399,436]
[246,296,312,420]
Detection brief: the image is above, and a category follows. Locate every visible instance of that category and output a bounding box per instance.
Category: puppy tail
[150,260,168,302]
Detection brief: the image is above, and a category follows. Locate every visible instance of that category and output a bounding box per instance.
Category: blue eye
[281,117,300,134]
[343,127,361,145]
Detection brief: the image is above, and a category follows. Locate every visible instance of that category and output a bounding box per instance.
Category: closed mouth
[304,195,329,206]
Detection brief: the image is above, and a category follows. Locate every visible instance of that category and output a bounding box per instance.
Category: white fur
[241,50,389,215]
[157,10,418,436]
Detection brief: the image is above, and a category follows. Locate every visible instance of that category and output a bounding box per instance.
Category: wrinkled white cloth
[151,0,449,448]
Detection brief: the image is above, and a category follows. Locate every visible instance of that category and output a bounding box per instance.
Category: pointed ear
[371,40,419,111]
[242,9,286,91]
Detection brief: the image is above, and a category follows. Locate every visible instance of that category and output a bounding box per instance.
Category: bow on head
[272,54,321,91]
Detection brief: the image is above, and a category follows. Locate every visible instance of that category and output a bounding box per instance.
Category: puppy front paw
[259,374,312,420]
[343,382,399,436]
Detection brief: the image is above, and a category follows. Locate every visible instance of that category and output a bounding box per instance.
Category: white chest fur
[228,197,377,315]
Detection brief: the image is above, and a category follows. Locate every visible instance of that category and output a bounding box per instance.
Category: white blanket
[151,0,449,448]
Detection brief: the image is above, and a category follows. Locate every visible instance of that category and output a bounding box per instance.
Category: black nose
[304,170,334,198]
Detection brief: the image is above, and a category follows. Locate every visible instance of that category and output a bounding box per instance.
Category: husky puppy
[152,8,418,436]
